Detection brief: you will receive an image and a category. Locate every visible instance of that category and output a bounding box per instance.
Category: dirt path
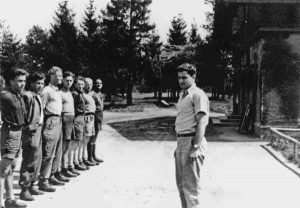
[18,112,300,208]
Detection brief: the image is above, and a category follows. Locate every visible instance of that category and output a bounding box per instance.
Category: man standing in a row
[39,66,64,192]
[91,78,104,163]
[19,72,45,201]
[0,68,28,208]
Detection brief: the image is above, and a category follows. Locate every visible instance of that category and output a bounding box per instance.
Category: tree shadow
[108,116,242,142]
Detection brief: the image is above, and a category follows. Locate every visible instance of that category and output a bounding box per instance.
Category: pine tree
[24,25,50,71]
[167,14,187,46]
[189,23,202,44]
[0,21,23,72]
[101,0,155,105]
[48,1,80,72]
[80,0,102,76]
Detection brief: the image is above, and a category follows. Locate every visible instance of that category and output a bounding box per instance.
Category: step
[220,119,240,123]
[214,122,240,127]
[227,114,242,119]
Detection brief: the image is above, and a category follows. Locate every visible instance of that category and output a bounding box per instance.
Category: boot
[20,188,35,201]
[92,144,104,163]
[29,185,44,195]
[83,158,97,166]
[88,144,99,165]
[38,180,56,192]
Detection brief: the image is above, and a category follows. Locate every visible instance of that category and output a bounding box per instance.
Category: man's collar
[183,84,196,94]
[49,83,59,91]
[8,87,22,96]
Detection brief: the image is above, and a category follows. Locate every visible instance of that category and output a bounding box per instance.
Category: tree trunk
[126,81,133,105]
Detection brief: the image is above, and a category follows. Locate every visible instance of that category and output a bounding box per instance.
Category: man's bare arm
[194,112,207,146]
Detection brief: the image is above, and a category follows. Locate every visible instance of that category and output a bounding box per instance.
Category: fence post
[294,143,297,162]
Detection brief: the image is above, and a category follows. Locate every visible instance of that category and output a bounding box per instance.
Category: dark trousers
[89,111,103,144]
[19,126,42,188]
[40,116,61,181]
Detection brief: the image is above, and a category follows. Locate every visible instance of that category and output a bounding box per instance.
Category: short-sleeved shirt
[91,91,104,112]
[0,89,27,127]
[175,84,209,134]
[60,89,75,115]
[83,91,96,113]
[41,84,62,116]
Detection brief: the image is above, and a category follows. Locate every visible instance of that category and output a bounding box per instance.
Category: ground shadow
[108,116,251,142]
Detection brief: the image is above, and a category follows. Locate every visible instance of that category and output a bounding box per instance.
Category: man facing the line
[174,63,209,208]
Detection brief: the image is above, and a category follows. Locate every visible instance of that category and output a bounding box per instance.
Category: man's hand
[189,148,201,162]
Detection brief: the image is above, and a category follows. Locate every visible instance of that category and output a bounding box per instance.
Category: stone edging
[261,144,300,178]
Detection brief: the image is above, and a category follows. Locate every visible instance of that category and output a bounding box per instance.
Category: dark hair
[63,71,75,79]
[177,63,197,76]
[74,76,85,84]
[28,71,45,84]
[3,67,28,84]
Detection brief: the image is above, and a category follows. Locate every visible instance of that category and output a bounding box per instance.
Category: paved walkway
[15,112,300,208]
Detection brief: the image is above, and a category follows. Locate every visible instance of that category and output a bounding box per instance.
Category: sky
[0,0,212,43]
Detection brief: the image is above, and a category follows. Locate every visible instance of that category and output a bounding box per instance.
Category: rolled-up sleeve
[193,91,209,116]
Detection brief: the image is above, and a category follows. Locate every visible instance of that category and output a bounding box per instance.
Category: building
[215,0,300,134]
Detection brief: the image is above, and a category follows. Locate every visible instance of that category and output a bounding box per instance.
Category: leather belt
[176,132,196,137]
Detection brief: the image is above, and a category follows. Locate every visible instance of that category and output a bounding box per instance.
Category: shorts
[95,111,103,133]
[1,124,22,159]
[0,157,18,177]
[84,114,95,137]
[73,115,85,141]
[62,114,75,141]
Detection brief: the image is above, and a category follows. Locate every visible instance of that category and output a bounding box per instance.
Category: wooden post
[293,143,297,162]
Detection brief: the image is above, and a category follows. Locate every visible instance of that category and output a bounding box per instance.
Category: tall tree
[24,25,50,72]
[0,21,23,72]
[167,14,187,45]
[48,1,80,72]
[101,0,155,105]
[80,0,102,76]
[189,23,202,44]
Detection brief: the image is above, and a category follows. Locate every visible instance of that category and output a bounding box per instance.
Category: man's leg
[181,136,203,208]
[19,127,42,201]
[175,149,188,208]
[40,117,61,192]
[1,158,27,208]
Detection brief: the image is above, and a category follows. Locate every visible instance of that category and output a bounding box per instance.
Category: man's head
[4,68,28,93]
[95,78,103,91]
[63,71,75,90]
[84,77,93,92]
[74,76,85,92]
[28,71,45,94]
[177,63,196,90]
[48,66,63,86]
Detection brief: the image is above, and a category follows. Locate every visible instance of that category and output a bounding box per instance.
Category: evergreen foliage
[167,14,187,45]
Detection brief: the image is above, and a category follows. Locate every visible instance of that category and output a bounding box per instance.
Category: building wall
[260,34,300,126]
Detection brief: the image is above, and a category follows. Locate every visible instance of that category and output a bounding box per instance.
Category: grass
[271,138,300,167]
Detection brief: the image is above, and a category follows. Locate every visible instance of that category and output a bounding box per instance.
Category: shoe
[55,172,70,183]
[5,199,27,208]
[20,189,35,201]
[29,186,44,195]
[62,168,77,178]
[92,144,104,163]
[68,167,80,176]
[83,159,97,166]
[49,176,65,186]
[79,161,90,170]
[74,163,88,171]
[38,182,56,192]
